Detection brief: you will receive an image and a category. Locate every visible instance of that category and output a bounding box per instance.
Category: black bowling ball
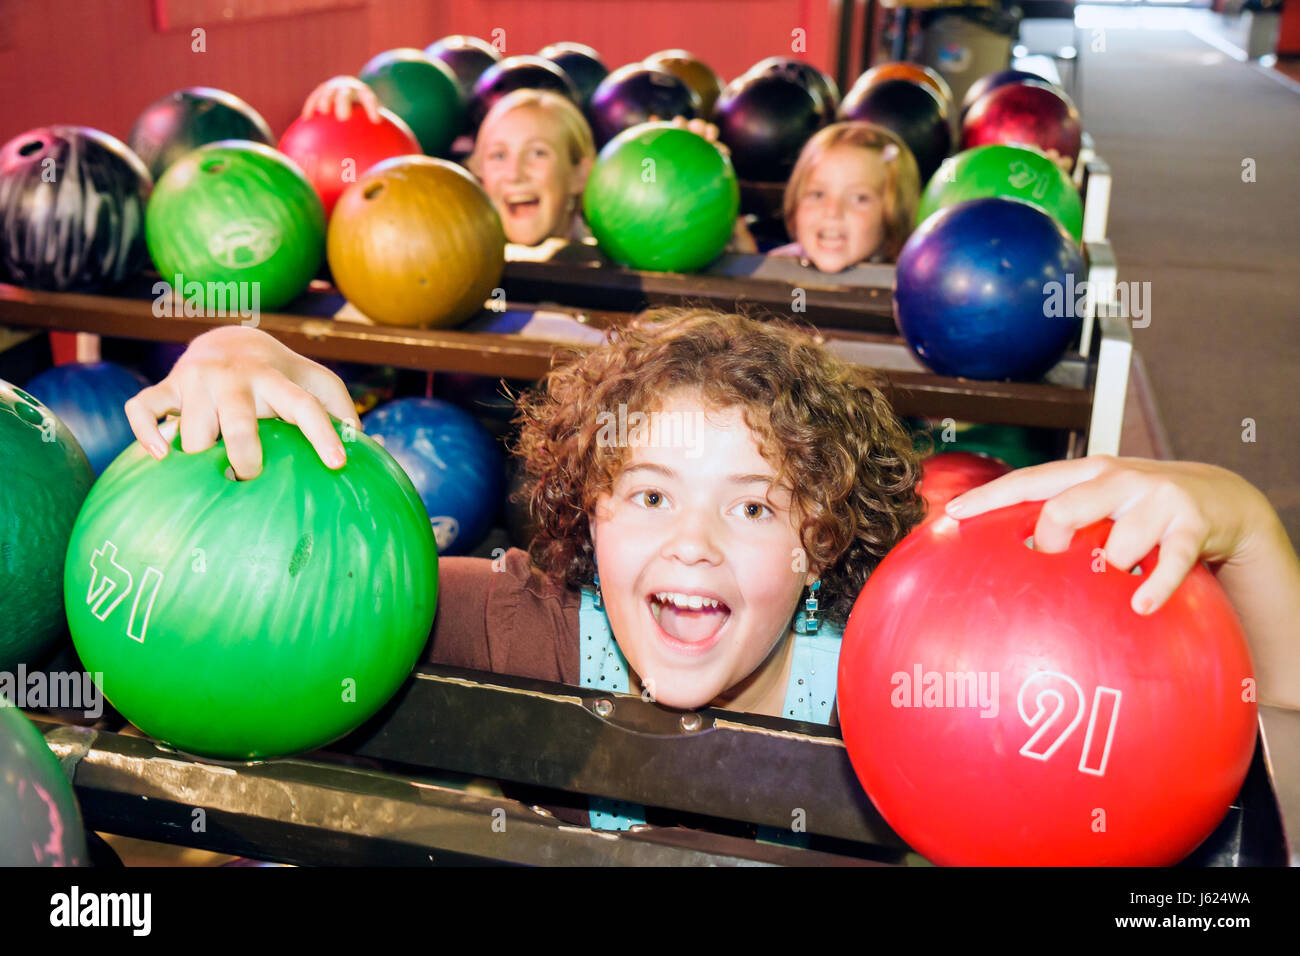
[469,55,580,130]
[840,77,951,183]
[426,35,503,107]
[0,126,151,292]
[128,87,272,182]
[713,72,824,183]
[587,64,699,146]
[538,41,609,107]
[747,56,840,124]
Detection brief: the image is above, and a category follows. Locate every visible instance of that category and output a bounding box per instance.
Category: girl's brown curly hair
[509,308,925,624]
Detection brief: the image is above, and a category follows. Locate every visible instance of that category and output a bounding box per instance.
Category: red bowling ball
[918,451,1012,521]
[278,108,421,218]
[962,80,1083,172]
[838,500,1258,866]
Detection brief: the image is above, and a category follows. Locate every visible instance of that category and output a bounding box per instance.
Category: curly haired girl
[126,312,1300,725]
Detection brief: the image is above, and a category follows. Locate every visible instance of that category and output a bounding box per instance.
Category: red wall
[0,0,837,146]
[1279,0,1300,56]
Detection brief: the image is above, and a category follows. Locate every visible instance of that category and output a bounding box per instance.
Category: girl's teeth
[653,592,721,610]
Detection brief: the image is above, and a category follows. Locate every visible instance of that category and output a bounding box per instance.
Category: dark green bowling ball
[910,418,1060,470]
[360,48,464,156]
[0,380,94,671]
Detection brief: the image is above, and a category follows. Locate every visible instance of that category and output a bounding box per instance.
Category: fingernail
[326,447,345,468]
[946,499,966,515]
[149,441,167,460]
[1134,596,1153,615]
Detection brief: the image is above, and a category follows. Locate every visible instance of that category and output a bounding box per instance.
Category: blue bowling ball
[893,197,1084,382]
[23,361,150,475]
[139,340,189,383]
[362,398,505,555]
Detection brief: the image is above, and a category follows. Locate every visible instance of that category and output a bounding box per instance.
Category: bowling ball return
[21,667,1300,866]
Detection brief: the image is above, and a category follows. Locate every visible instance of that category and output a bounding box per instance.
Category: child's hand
[124,327,359,480]
[731,215,758,254]
[1041,147,1073,174]
[647,114,729,155]
[657,115,729,155]
[946,455,1277,615]
[301,76,381,123]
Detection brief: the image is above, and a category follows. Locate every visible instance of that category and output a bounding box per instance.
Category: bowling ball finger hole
[363,182,385,201]
[11,389,46,427]
[18,139,45,157]
[201,159,229,175]
[20,406,48,429]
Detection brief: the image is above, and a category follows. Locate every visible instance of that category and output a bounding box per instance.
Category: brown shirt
[427,548,581,683]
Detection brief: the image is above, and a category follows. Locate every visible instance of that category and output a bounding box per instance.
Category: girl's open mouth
[505,196,541,218]
[646,591,732,655]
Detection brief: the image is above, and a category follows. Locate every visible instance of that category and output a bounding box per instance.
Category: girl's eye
[854,192,873,204]
[737,501,772,520]
[638,490,664,508]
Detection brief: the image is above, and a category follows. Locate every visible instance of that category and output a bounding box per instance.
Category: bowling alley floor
[1070,5,1300,545]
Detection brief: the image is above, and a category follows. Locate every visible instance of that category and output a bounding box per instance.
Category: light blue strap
[757,622,844,848]
[780,626,843,724]
[579,586,633,693]
[580,587,646,829]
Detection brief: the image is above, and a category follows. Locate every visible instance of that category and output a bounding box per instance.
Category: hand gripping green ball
[64,419,437,760]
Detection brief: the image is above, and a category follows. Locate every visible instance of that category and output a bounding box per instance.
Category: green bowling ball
[360,48,464,156]
[910,418,1060,470]
[145,141,326,313]
[0,380,94,671]
[64,419,438,760]
[918,144,1083,242]
[0,703,88,866]
[584,123,739,273]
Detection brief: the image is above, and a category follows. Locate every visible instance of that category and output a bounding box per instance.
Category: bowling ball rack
[0,228,1125,456]
[0,210,1223,865]
[25,674,1298,866]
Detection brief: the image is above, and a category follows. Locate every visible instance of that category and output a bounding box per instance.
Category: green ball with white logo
[917,144,1083,243]
[145,140,326,313]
